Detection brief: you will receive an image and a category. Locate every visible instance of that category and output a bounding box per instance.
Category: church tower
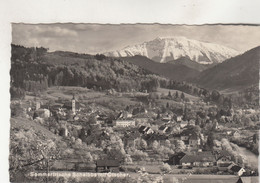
[72,94,76,115]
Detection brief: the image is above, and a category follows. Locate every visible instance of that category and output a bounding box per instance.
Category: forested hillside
[10,45,163,96]
[194,46,260,91]
[10,45,204,98]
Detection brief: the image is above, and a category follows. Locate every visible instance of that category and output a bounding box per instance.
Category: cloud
[34,25,78,37]
[12,24,260,54]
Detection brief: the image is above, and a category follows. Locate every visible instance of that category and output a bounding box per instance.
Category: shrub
[160,163,172,173]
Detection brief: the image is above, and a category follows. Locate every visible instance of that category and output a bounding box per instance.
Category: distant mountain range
[122,46,260,91]
[193,46,260,90]
[104,36,239,64]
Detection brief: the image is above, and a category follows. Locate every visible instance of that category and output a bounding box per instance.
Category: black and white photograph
[8,23,259,183]
[1,1,260,183]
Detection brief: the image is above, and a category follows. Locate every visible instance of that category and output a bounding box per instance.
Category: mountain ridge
[104,36,239,64]
[122,55,200,82]
[193,46,260,90]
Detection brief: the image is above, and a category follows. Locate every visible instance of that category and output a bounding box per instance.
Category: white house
[232,131,241,139]
[188,134,201,147]
[228,164,246,176]
[35,109,51,119]
[115,119,135,127]
[180,121,188,128]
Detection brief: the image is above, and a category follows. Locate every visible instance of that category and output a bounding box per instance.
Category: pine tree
[181,92,185,100]
[175,91,179,98]
[168,91,172,98]
[166,102,169,108]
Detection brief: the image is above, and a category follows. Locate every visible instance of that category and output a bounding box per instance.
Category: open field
[157,88,199,101]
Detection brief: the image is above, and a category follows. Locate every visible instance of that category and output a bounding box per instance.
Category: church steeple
[72,94,76,115]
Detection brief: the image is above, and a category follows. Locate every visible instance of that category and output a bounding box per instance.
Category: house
[115,119,135,127]
[188,120,196,126]
[138,125,146,133]
[174,115,182,122]
[215,150,233,170]
[139,126,154,134]
[33,108,51,119]
[179,151,216,167]
[117,111,132,119]
[134,113,149,124]
[144,126,154,134]
[188,134,201,147]
[162,114,172,122]
[159,125,173,134]
[228,164,246,176]
[213,140,222,150]
[180,130,196,145]
[180,121,188,128]
[96,114,108,125]
[215,150,232,161]
[226,130,232,135]
[232,131,241,139]
[96,160,120,173]
[168,152,186,165]
[180,134,189,142]
[101,119,113,127]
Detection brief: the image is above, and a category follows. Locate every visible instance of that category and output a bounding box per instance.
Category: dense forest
[10,44,258,108]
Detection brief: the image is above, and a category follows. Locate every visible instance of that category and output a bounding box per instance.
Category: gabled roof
[237,177,259,183]
[144,127,151,132]
[171,152,186,159]
[180,152,215,163]
[139,125,146,132]
[230,165,243,172]
[134,113,150,118]
[165,127,172,133]
[236,177,243,183]
[159,125,166,131]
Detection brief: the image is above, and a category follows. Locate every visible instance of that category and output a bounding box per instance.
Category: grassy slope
[157,88,199,101]
[10,117,61,140]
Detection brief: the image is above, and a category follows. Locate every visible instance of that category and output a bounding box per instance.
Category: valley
[9,25,260,183]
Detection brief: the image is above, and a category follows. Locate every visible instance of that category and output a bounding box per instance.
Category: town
[10,85,259,182]
[9,24,260,183]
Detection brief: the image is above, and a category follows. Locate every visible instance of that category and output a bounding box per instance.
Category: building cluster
[25,95,257,177]
[168,150,246,176]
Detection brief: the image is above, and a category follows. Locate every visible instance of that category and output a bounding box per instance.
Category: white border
[1,0,260,182]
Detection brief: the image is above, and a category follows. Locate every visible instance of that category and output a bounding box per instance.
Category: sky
[12,23,260,54]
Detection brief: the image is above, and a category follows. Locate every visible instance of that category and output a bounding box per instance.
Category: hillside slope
[122,55,200,81]
[167,57,214,72]
[194,46,260,90]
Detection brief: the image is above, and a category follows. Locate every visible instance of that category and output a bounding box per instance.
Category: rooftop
[180,151,215,163]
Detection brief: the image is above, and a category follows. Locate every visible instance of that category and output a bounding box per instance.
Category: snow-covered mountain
[104,36,239,64]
